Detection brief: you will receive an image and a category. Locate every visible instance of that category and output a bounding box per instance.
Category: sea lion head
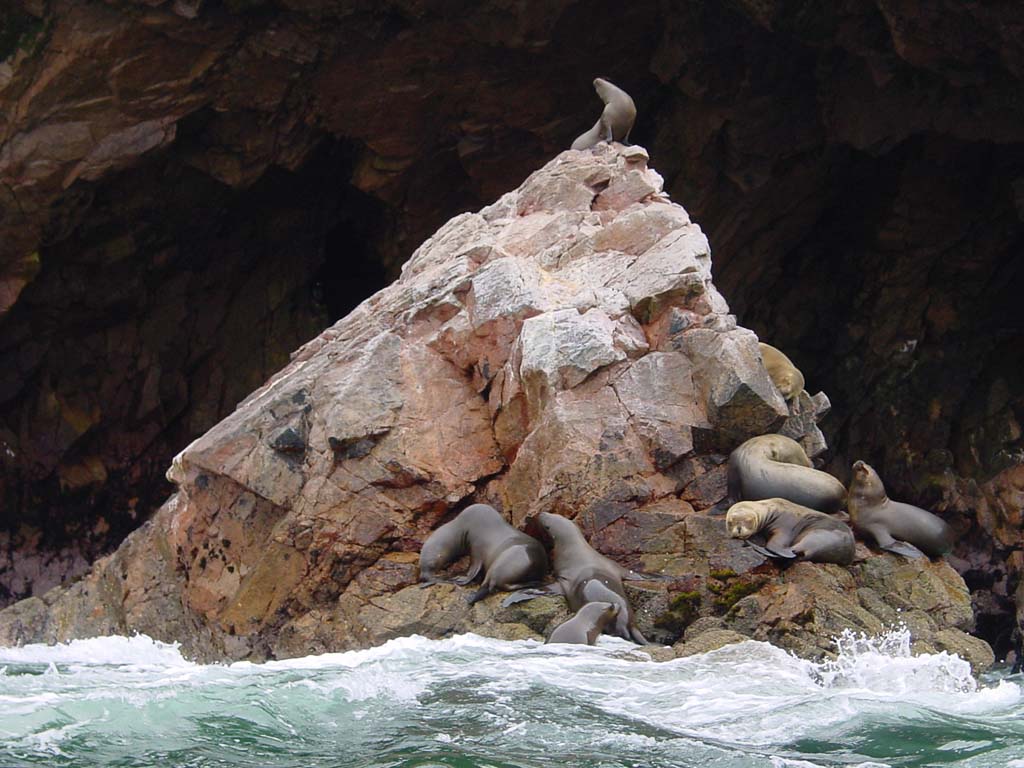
[593,77,617,102]
[773,369,804,400]
[418,531,457,583]
[598,601,619,628]
[759,342,805,400]
[418,514,471,583]
[726,502,766,539]
[757,434,811,467]
[849,460,887,504]
[584,600,620,628]
[537,510,573,538]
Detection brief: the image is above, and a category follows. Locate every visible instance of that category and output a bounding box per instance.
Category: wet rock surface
[0,145,992,672]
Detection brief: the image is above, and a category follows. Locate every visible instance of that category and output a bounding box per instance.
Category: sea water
[0,629,1021,767]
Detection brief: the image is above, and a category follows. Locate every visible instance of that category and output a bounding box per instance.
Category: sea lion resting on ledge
[506,511,650,644]
[758,342,805,401]
[419,504,549,604]
[546,602,620,645]
[727,434,846,513]
[571,77,636,150]
[847,461,954,559]
[726,498,855,565]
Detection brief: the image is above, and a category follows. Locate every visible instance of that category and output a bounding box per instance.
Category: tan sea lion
[727,434,846,513]
[847,461,954,558]
[419,504,549,604]
[546,601,620,645]
[759,342,805,401]
[726,498,855,565]
[570,77,637,150]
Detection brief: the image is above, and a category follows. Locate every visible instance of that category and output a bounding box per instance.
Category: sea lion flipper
[501,584,561,606]
[453,561,483,585]
[747,540,803,559]
[764,531,798,559]
[744,541,777,558]
[629,625,651,645]
[419,577,457,588]
[883,539,927,559]
[621,568,671,582]
[466,585,490,605]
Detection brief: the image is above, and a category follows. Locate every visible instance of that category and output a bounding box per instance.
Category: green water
[0,631,1021,767]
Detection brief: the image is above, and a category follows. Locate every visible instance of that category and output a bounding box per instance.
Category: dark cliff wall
[0,0,1021,655]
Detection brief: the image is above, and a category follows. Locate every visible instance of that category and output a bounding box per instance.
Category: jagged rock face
[0,145,992,675]
[0,1,1021,653]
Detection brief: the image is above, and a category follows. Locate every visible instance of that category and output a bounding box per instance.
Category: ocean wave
[0,629,1021,767]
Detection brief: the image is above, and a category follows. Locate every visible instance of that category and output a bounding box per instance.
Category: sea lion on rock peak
[727,434,846,513]
[419,503,549,604]
[523,511,649,644]
[847,461,954,559]
[758,342,805,401]
[570,77,637,150]
[726,498,855,565]
[546,601,620,645]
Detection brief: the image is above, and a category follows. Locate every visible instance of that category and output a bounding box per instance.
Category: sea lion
[546,601,620,645]
[727,434,846,513]
[571,77,637,150]
[517,511,649,644]
[419,503,549,603]
[847,461,954,558]
[726,498,855,565]
[759,342,805,401]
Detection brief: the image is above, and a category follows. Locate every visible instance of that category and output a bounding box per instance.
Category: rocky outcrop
[0,144,990,673]
[0,1,1021,660]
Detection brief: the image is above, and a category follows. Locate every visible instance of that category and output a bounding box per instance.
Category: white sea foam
[0,629,1021,767]
[0,633,190,667]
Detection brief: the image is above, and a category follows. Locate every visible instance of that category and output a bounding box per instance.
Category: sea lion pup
[418,503,549,604]
[759,342,805,401]
[570,77,637,150]
[546,602,620,645]
[847,461,954,559]
[506,511,650,644]
[727,434,846,513]
[726,499,855,565]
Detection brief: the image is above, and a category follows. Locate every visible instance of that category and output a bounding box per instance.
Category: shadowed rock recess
[0,145,993,672]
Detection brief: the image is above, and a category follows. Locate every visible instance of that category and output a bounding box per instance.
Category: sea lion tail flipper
[883,539,927,559]
[466,585,491,605]
[500,584,561,607]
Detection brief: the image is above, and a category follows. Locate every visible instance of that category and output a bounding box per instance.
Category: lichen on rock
[0,144,994,672]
